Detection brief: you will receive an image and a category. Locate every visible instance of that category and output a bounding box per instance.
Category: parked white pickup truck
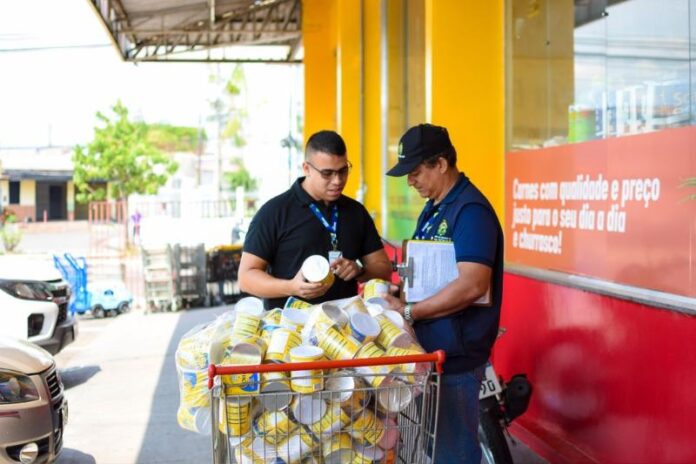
[0,255,78,355]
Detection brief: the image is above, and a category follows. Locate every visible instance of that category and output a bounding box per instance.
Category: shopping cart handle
[207,350,447,389]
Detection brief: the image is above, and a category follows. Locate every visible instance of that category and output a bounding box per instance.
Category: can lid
[383,310,405,328]
[235,296,265,316]
[350,312,381,338]
[292,395,327,425]
[290,344,324,360]
[301,255,330,282]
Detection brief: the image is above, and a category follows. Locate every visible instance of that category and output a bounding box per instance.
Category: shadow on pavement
[135,307,227,464]
[56,448,97,463]
[59,365,102,390]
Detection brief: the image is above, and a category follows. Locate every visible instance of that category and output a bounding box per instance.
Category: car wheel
[92,305,105,318]
[118,302,130,314]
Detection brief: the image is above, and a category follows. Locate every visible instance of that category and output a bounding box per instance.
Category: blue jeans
[434,365,485,464]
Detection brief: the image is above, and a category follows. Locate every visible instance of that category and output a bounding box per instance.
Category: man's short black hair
[305,130,347,158]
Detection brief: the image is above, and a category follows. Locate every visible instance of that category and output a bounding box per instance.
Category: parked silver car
[0,337,67,464]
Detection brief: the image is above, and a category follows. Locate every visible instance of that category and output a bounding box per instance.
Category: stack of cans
[176,281,431,463]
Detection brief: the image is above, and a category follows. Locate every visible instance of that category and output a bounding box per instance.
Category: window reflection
[509,0,692,150]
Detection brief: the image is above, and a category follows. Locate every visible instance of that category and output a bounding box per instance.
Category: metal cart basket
[207,351,445,464]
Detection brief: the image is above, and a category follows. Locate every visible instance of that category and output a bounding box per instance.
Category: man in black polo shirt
[239,130,392,309]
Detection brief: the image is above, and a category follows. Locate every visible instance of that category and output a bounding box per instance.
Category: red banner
[505,126,696,298]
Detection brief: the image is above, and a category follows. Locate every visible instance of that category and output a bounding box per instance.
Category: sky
[0,0,304,199]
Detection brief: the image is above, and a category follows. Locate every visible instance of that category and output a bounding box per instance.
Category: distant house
[0,147,87,222]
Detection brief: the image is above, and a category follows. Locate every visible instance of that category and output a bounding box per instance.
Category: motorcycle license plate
[479,364,503,399]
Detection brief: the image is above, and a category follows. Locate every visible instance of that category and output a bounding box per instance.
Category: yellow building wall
[20,180,36,206]
[0,180,8,206]
[336,0,362,200]
[303,0,338,141]
[426,0,505,216]
[362,0,384,225]
[303,1,505,222]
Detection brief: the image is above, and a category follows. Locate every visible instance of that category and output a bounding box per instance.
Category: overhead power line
[0,43,111,53]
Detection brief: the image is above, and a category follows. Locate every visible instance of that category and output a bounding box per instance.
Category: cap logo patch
[397,142,404,159]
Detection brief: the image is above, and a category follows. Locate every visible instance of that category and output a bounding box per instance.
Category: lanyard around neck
[414,203,447,240]
[308,203,339,250]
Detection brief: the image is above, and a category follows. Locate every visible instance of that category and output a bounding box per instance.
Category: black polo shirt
[243,177,384,309]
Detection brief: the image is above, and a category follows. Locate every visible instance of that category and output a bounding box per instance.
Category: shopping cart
[207,350,445,464]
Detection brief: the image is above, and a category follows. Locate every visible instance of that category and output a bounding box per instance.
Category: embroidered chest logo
[437,219,448,236]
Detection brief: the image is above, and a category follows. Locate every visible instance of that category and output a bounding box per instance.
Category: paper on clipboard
[402,240,491,305]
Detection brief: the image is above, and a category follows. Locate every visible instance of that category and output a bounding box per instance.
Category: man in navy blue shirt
[382,123,504,464]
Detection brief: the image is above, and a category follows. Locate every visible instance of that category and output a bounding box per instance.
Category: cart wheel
[92,305,105,318]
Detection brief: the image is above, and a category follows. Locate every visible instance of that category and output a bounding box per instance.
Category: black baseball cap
[386,123,454,177]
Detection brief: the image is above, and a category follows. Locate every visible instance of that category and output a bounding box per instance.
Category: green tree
[224,158,258,191]
[209,64,248,149]
[145,123,206,153]
[73,101,179,202]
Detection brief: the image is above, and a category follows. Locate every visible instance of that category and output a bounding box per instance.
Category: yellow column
[303,0,338,141]
[362,0,383,227]
[336,0,362,199]
[426,0,505,215]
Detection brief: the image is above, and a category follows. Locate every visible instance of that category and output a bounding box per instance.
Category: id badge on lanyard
[308,203,342,262]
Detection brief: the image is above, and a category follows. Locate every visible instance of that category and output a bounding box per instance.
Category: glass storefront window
[383,0,426,240]
[509,0,692,151]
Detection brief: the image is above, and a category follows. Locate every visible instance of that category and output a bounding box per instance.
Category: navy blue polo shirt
[243,177,384,309]
[412,173,504,374]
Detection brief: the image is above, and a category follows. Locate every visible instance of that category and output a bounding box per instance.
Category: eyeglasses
[306,160,352,180]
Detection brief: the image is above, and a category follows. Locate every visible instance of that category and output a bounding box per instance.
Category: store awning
[88,0,302,63]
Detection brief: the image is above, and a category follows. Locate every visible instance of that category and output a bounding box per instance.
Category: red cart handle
[207,350,446,390]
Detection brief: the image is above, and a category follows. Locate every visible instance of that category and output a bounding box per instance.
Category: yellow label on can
[177,407,199,433]
[267,328,302,363]
[342,296,368,315]
[260,370,290,388]
[289,347,325,393]
[363,279,390,302]
[254,410,298,444]
[233,313,262,339]
[375,315,409,349]
[180,369,209,408]
[350,409,385,445]
[290,370,324,393]
[318,326,361,360]
[263,308,283,325]
[310,404,352,436]
[355,342,394,388]
[285,297,312,310]
[219,400,251,436]
[322,432,354,460]
[386,344,425,383]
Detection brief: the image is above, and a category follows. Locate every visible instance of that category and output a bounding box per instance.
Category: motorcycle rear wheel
[479,396,514,464]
